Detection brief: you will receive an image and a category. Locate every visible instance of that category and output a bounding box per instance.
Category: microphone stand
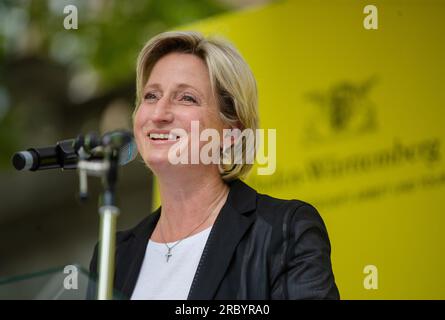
[77,146,120,300]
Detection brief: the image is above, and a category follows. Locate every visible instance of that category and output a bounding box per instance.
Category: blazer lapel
[117,208,160,299]
[187,180,257,300]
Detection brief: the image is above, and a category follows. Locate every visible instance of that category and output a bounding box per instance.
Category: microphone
[12,130,138,171]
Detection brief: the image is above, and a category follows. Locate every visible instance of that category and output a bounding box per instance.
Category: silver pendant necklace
[159,207,215,262]
[158,188,228,262]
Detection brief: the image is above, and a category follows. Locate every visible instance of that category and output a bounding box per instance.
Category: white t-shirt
[130,226,212,300]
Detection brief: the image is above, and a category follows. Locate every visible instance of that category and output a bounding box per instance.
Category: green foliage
[0,0,230,170]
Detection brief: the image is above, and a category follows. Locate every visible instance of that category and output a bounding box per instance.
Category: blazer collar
[118,207,160,298]
[120,179,258,299]
[187,179,257,299]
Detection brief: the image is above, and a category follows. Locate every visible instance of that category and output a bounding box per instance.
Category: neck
[155,165,230,239]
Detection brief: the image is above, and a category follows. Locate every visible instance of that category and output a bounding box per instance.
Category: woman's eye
[144,92,158,101]
[180,95,197,104]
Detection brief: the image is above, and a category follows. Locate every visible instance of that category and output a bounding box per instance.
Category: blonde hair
[134,31,259,182]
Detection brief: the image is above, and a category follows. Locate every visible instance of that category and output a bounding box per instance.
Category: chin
[144,154,172,171]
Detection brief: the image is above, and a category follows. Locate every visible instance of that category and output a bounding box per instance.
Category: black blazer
[87,179,340,299]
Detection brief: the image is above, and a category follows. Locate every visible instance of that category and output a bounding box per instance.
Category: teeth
[149,133,178,140]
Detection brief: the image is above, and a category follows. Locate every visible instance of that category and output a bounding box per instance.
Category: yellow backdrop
[151,0,445,299]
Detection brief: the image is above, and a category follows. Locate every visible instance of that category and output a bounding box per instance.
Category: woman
[88,31,339,300]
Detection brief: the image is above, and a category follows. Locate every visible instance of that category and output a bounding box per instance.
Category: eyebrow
[144,83,204,97]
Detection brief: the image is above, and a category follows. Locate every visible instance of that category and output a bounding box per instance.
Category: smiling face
[133,52,227,173]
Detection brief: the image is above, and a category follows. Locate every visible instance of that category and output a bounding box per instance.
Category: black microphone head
[12,151,36,171]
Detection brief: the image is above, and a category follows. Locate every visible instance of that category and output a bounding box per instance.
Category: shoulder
[228,179,327,234]
[254,192,339,298]
[255,192,327,232]
[116,208,161,245]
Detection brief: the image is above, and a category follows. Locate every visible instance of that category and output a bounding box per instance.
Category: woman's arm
[274,203,340,300]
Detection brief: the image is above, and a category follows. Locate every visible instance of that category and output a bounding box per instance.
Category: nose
[150,96,174,124]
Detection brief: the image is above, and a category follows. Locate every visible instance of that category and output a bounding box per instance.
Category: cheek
[133,106,148,145]
[134,105,154,137]
[200,107,221,127]
[202,109,225,132]
[175,108,202,131]
[196,111,226,147]
[133,105,146,128]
